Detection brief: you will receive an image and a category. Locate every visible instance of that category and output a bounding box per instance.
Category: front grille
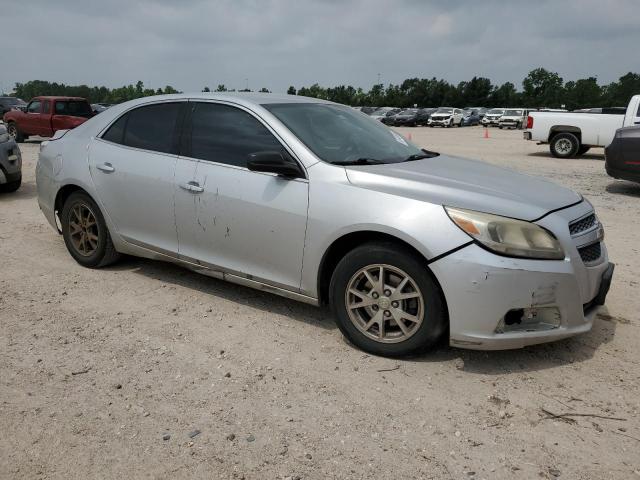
[569,213,597,236]
[578,242,602,263]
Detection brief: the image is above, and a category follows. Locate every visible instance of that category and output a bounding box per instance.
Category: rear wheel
[550,132,580,159]
[61,191,120,268]
[330,242,447,357]
[6,122,24,143]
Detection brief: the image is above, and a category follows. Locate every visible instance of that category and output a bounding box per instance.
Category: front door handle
[180,181,204,193]
[96,162,115,173]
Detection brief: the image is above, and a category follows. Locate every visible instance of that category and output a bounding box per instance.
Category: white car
[498,109,529,129]
[524,95,640,158]
[481,108,505,126]
[428,107,464,127]
[370,107,399,122]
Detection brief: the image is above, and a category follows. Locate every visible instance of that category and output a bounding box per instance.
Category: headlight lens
[445,207,565,260]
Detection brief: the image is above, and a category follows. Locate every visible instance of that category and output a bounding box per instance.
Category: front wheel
[329,242,447,357]
[61,191,121,268]
[550,132,579,159]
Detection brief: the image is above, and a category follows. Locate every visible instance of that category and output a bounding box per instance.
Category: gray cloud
[1,0,637,94]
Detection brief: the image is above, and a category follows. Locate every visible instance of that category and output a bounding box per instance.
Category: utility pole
[377,73,381,85]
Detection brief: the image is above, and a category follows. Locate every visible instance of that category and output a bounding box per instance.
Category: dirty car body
[36,93,613,355]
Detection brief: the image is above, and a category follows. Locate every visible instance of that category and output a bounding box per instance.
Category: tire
[7,122,24,143]
[516,121,523,129]
[0,176,21,193]
[329,242,447,357]
[577,145,591,155]
[498,126,503,129]
[61,191,120,268]
[550,132,580,159]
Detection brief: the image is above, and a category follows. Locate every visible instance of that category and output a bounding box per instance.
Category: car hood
[344,155,581,221]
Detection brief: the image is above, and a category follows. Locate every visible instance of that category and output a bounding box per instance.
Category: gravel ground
[1,126,639,480]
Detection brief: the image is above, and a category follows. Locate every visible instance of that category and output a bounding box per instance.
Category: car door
[23,99,43,135]
[88,101,185,254]
[174,101,309,291]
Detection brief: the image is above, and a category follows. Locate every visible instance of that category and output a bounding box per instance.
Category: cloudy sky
[2,0,638,94]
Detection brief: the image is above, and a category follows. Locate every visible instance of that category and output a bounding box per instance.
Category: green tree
[287,86,297,95]
[258,87,270,93]
[215,84,228,92]
[522,68,564,107]
[202,86,211,92]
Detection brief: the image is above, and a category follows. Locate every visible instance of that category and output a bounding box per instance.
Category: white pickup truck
[524,95,640,158]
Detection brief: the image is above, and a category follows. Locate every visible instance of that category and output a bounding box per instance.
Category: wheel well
[317,231,432,306]
[549,126,582,143]
[54,184,87,217]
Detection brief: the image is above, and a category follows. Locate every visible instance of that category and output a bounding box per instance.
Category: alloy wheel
[7,124,17,138]
[555,138,573,155]
[345,264,424,344]
[68,203,99,256]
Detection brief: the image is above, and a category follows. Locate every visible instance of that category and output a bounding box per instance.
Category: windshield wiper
[331,158,385,166]
[403,150,440,162]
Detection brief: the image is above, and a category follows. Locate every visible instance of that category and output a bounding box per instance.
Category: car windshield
[435,108,453,114]
[55,100,93,118]
[263,103,428,165]
[399,109,417,114]
[504,109,523,116]
[487,109,504,115]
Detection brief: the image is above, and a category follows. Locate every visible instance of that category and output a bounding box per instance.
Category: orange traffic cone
[483,127,489,139]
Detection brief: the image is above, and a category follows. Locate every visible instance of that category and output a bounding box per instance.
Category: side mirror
[247,151,304,179]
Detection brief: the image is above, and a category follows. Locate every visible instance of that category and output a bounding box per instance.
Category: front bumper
[430,243,612,350]
[0,140,21,184]
[429,118,451,125]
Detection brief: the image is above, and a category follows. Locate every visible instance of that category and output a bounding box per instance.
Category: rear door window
[55,100,93,118]
[124,103,181,154]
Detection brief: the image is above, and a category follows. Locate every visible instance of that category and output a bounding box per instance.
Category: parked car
[383,108,419,127]
[416,108,437,125]
[428,107,464,127]
[467,107,488,119]
[461,109,481,126]
[498,109,528,129]
[37,93,614,356]
[481,108,505,127]
[360,106,378,115]
[524,95,640,158]
[605,125,640,183]
[91,103,112,114]
[4,96,93,142]
[370,107,399,121]
[0,97,27,117]
[0,124,21,192]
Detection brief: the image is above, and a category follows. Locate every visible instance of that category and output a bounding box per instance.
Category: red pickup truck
[3,96,93,142]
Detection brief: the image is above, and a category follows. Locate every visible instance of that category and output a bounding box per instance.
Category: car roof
[33,96,88,101]
[120,92,337,109]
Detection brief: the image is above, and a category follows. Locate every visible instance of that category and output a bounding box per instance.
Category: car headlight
[445,207,565,260]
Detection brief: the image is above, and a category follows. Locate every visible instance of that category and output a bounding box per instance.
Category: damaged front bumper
[429,242,612,350]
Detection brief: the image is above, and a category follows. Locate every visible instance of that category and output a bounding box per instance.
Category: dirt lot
[1,126,639,480]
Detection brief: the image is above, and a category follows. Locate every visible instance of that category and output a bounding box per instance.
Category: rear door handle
[180,181,204,193]
[96,162,115,173]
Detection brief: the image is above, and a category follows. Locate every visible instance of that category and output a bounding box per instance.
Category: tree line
[10,68,640,109]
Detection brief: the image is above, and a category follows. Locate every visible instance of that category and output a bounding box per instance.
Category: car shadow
[606,180,640,197]
[106,256,616,368]
[0,178,37,200]
[527,151,605,161]
[403,309,616,374]
[104,256,337,331]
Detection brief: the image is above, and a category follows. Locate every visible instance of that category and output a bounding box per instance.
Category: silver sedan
[36,93,614,356]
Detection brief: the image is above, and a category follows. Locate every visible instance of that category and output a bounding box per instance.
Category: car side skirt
[120,236,320,306]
